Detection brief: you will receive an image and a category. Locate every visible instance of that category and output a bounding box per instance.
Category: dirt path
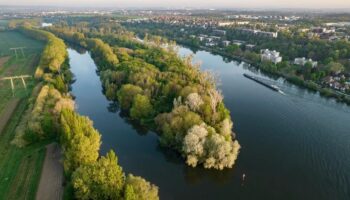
[36,143,64,200]
[0,99,20,135]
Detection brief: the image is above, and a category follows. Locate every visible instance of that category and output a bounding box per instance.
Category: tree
[130,94,153,120]
[204,135,240,170]
[182,123,208,167]
[72,151,125,200]
[60,109,101,173]
[185,93,204,111]
[124,185,137,200]
[326,62,345,74]
[117,84,143,110]
[124,174,159,200]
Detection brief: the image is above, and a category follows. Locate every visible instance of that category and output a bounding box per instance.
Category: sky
[0,0,350,9]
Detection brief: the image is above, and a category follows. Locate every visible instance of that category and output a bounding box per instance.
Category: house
[261,49,282,64]
[246,44,256,49]
[222,40,231,47]
[198,36,205,41]
[294,57,318,68]
[210,36,221,41]
[205,42,217,47]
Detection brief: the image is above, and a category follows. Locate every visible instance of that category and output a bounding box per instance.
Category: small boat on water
[243,73,282,93]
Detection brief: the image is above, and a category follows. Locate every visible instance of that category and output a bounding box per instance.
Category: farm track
[36,143,64,200]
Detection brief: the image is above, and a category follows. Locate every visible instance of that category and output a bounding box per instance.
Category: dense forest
[47,23,241,170]
[11,25,159,200]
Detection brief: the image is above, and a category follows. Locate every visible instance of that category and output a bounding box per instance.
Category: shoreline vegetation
[47,24,241,170]
[11,24,159,200]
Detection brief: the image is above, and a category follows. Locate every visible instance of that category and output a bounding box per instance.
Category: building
[294,57,318,68]
[246,44,256,49]
[257,31,278,38]
[213,29,226,36]
[209,36,221,41]
[222,40,231,47]
[261,49,282,64]
[218,22,235,27]
[236,21,250,25]
[41,23,53,27]
[238,28,278,38]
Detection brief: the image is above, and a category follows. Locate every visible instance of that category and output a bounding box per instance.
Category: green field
[0,31,44,113]
[0,19,8,27]
[0,31,44,57]
[0,30,47,200]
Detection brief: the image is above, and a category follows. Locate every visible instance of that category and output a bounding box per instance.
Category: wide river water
[68,46,350,200]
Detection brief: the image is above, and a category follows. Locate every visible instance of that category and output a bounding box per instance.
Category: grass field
[0,19,9,29]
[0,30,47,200]
[0,31,44,113]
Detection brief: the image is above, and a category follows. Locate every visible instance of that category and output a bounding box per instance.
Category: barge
[243,73,281,92]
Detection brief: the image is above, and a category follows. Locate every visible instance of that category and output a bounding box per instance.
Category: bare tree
[208,88,223,114]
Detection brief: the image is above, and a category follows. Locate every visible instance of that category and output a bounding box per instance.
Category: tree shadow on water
[156,144,237,185]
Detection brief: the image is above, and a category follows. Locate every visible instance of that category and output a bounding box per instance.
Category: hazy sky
[1,0,350,9]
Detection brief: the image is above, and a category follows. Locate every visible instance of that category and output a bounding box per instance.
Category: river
[68,46,350,200]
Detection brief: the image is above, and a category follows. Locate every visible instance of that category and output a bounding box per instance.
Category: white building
[218,22,235,27]
[41,23,53,27]
[198,36,205,41]
[261,49,282,64]
[239,28,278,38]
[222,40,231,47]
[236,21,250,25]
[218,21,249,26]
[294,57,318,68]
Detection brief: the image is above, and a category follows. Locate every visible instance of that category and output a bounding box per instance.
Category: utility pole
[9,47,26,59]
[0,75,31,97]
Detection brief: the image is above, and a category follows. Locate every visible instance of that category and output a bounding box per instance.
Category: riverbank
[175,40,350,105]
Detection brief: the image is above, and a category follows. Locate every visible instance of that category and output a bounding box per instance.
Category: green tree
[60,109,101,173]
[130,94,153,120]
[326,62,345,74]
[72,151,125,200]
[124,174,159,200]
[117,84,143,110]
[124,185,137,200]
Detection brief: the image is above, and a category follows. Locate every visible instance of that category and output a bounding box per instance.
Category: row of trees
[14,26,159,199]
[47,24,241,170]
[61,109,159,200]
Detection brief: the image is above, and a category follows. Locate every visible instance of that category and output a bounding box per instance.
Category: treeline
[13,27,159,199]
[18,26,72,93]
[48,25,241,170]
